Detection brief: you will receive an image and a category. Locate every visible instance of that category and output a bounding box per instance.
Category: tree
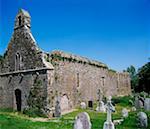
[138,62,150,93]
[125,65,138,91]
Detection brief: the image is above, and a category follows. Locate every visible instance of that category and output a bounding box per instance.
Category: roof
[50,50,108,68]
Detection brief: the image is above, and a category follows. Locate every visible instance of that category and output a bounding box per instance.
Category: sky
[0,0,149,71]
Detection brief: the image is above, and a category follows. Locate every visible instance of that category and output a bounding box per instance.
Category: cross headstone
[97,89,102,102]
[103,96,115,129]
[96,89,106,112]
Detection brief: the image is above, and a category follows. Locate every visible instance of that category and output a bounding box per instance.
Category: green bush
[23,107,46,118]
[112,96,133,106]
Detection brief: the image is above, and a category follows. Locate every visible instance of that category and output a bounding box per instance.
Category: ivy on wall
[24,78,47,117]
[50,53,108,69]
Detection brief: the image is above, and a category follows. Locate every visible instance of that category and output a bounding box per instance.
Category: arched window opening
[15,53,21,71]
[18,16,21,26]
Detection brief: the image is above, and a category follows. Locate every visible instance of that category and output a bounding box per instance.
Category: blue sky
[0,0,149,71]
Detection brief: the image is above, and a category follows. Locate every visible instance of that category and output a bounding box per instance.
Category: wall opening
[88,100,93,108]
[15,53,21,71]
[15,89,22,111]
[18,16,21,26]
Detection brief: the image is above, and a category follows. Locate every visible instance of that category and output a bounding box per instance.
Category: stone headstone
[96,101,106,112]
[131,107,136,112]
[74,112,91,129]
[122,108,128,118]
[144,98,150,111]
[60,94,69,111]
[135,97,144,109]
[103,96,115,129]
[54,97,61,117]
[137,112,148,128]
[80,102,86,109]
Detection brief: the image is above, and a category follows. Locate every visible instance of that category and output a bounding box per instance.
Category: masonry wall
[0,69,51,111]
[0,10,54,114]
[49,51,131,111]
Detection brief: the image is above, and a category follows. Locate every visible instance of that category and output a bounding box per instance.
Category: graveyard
[0,96,150,129]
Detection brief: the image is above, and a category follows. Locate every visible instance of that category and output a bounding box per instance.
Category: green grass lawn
[0,103,150,129]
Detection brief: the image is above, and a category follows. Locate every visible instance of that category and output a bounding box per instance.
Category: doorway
[15,89,21,111]
[88,100,93,108]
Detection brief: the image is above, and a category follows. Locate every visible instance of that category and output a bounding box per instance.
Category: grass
[0,97,150,129]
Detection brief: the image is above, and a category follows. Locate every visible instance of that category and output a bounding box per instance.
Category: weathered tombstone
[135,96,144,109]
[54,97,61,117]
[74,112,91,129]
[144,98,150,111]
[103,96,115,129]
[96,89,106,112]
[60,94,69,111]
[96,101,106,112]
[122,108,128,118]
[80,102,86,109]
[131,106,136,112]
[137,112,148,128]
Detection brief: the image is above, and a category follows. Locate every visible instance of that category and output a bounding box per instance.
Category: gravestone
[122,108,128,118]
[103,96,115,129]
[96,101,106,112]
[80,102,86,109]
[135,96,144,109]
[74,112,91,129]
[137,112,148,128]
[144,98,150,111]
[60,94,69,111]
[54,97,61,117]
[131,107,136,111]
[96,89,106,112]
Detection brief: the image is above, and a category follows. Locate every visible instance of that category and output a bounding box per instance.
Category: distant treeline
[124,61,150,94]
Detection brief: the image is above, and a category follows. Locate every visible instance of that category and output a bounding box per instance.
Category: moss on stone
[25,78,47,117]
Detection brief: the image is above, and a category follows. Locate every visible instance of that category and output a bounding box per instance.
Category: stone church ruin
[0,9,131,116]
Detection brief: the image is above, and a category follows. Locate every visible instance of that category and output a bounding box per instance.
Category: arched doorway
[15,89,21,111]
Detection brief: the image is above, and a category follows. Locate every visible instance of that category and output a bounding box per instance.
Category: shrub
[112,96,133,106]
[23,107,47,118]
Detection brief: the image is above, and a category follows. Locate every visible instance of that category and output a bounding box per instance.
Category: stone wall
[0,9,54,115]
[0,68,53,112]
[49,51,131,110]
